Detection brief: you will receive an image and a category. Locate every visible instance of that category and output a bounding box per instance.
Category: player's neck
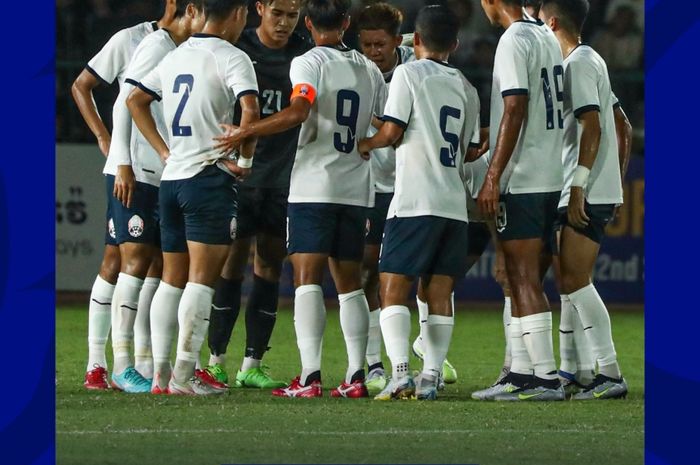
[416,50,450,63]
[557,31,581,59]
[167,20,192,46]
[499,6,528,29]
[312,30,345,48]
[256,26,288,50]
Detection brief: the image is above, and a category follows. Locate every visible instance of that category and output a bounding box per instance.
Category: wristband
[237,156,253,169]
[571,165,590,188]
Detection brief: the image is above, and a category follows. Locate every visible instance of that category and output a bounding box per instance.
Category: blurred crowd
[56,0,644,153]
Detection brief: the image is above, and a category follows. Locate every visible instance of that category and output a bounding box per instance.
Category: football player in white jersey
[215,0,385,399]
[128,0,259,395]
[477,0,565,401]
[540,0,631,400]
[359,4,481,401]
[107,0,205,394]
[71,0,177,391]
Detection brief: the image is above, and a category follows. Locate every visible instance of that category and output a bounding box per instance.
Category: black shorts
[365,192,393,246]
[496,191,560,254]
[236,185,288,240]
[558,203,615,245]
[159,165,238,253]
[104,175,118,246]
[379,216,469,278]
[467,221,491,257]
[111,180,160,247]
[286,202,367,261]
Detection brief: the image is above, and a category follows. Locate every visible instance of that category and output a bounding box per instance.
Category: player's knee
[561,273,590,295]
[99,246,121,282]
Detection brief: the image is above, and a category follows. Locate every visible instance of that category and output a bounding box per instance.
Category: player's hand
[477,127,489,156]
[357,138,372,160]
[477,175,500,219]
[214,123,245,155]
[220,158,251,180]
[114,165,136,208]
[567,187,590,229]
[97,135,111,158]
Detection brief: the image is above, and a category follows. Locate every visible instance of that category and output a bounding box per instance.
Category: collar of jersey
[192,33,222,39]
[425,57,455,68]
[319,43,352,52]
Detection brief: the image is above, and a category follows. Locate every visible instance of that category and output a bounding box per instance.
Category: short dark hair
[305,0,351,32]
[202,0,248,21]
[415,5,459,53]
[174,0,202,18]
[356,2,403,36]
[542,0,589,33]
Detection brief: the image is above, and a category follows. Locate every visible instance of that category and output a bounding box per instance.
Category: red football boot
[330,379,369,398]
[83,365,109,390]
[272,376,322,398]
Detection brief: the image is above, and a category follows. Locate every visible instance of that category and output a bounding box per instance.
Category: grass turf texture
[56,305,643,465]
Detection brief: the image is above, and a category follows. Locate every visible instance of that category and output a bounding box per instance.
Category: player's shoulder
[133,29,174,56]
[566,45,606,74]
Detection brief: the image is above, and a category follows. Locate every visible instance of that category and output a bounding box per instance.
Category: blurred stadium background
[55,0,644,305]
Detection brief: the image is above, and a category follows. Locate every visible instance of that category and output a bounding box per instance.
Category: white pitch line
[57,428,643,436]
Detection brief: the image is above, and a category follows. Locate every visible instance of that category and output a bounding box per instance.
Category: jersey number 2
[540,66,564,130]
[334,89,360,153]
[172,74,194,137]
[439,106,461,168]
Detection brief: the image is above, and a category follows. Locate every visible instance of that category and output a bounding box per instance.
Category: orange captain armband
[291,83,317,104]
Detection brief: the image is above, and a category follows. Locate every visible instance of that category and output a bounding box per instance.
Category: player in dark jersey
[204,0,311,389]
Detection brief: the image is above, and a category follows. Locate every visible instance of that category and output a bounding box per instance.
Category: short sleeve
[568,57,601,118]
[611,91,620,109]
[289,54,320,93]
[373,69,388,117]
[138,65,163,101]
[226,51,259,99]
[494,31,529,97]
[469,112,481,148]
[86,29,131,85]
[381,65,412,130]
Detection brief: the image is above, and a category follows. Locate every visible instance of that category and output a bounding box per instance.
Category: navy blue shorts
[159,165,238,253]
[496,191,560,254]
[365,192,393,246]
[286,202,367,261]
[236,185,288,240]
[104,175,117,246]
[467,221,491,257]
[379,215,469,277]
[557,203,615,245]
[111,180,160,246]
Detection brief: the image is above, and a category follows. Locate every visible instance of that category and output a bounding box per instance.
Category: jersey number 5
[334,89,360,153]
[540,66,564,130]
[439,105,461,168]
[172,74,194,137]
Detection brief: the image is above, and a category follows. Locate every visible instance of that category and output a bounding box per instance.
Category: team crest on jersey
[128,215,145,238]
[108,218,116,239]
[496,202,507,233]
[230,217,238,240]
[300,85,310,96]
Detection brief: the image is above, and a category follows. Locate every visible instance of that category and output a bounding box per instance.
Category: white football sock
[339,289,370,383]
[209,354,226,366]
[422,314,454,377]
[134,277,158,379]
[503,296,512,368]
[569,284,621,379]
[150,281,183,385]
[509,317,533,375]
[366,308,382,367]
[573,307,596,377]
[240,357,261,371]
[380,305,411,380]
[521,312,557,380]
[294,285,326,384]
[559,295,577,374]
[416,296,428,351]
[111,273,144,375]
[87,275,114,371]
[173,282,215,383]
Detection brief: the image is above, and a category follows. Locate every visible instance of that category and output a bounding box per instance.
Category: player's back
[388,59,479,222]
[490,17,564,194]
[289,46,385,207]
[144,34,257,181]
[560,45,622,207]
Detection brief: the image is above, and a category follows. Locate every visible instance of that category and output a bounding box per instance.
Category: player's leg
[235,188,288,389]
[133,253,162,381]
[491,222,514,381]
[271,203,332,398]
[560,204,627,400]
[327,205,371,398]
[84,176,121,390]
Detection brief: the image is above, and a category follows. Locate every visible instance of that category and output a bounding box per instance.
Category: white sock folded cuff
[380,305,410,322]
[338,288,365,302]
[426,314,454,325]
[296,284,322,297]
[185,281,215,296]
[520,312,552,334]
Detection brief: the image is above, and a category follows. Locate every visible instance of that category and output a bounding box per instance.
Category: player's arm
[127,87,170,162]
[111,82,139,208]
[71,69,111,157]
[358,120,405,158]
[568,109,602,228]
[478,94,527,217]
[222,94,261,178]
[613,103,633,182]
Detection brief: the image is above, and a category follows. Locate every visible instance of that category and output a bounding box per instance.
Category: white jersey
[87,21,157,177]
[383,59,480,222]
[288,46,385,207]
[559,45,623,207]
[107,29,176,186]
[139,33,258,181]
[370,46,416,194]
[490,17,564,194]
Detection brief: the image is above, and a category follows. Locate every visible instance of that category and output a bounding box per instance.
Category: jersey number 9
[334,89,360,154]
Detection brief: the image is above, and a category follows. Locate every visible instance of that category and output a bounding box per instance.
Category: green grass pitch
[56,305,643,465]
